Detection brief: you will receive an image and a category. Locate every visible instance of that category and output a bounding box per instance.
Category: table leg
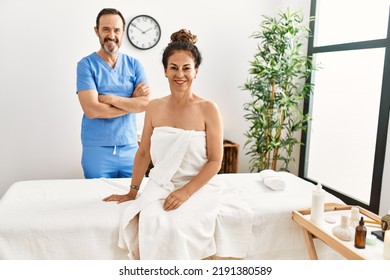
[302,228,318,260]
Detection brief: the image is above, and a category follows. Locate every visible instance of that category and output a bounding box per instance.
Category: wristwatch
[130,185,140,190]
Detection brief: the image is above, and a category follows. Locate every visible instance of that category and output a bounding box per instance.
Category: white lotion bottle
[311,182,325,225]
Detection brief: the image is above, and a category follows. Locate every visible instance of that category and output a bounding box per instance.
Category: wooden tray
[292,203,382,260]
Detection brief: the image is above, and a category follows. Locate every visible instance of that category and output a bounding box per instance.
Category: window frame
[299,0,390,213]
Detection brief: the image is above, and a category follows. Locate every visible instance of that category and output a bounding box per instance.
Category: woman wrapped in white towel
[103,29,224,260]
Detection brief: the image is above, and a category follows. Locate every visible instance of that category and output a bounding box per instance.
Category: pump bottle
[311,182,325,225]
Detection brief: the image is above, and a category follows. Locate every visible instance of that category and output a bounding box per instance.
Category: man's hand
[132,82,151,98]
[98,94,114,104]
[96,82,151,113]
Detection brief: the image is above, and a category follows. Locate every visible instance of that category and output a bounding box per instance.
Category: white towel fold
[259,169,287,191]
[263,176,286,191]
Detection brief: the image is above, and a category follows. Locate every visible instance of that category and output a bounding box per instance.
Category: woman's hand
[103,193,136,204]
[163,188,191,211]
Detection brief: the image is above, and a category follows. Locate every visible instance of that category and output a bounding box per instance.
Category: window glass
[305,48,385,204]
[315,0,389,46]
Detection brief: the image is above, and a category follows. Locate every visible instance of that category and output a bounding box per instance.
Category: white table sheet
[0,172,345,260]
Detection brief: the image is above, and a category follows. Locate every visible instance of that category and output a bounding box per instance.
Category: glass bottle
[354,217,367,249]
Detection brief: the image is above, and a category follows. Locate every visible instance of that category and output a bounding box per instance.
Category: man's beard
[102,38,119,55]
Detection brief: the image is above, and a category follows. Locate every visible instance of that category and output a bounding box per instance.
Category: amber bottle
[354,217,367,249]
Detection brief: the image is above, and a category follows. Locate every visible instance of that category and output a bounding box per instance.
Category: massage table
[0,172,345,260]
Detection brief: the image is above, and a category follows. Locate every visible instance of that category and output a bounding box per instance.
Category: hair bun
[170,29,198,44]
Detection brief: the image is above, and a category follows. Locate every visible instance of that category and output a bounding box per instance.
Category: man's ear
[94,27,99,36]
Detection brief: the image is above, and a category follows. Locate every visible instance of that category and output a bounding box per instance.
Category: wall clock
[127,15,161,50]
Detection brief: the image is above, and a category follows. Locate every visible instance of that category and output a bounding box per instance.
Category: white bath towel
[259,169,287,191]
[118,126,253,260]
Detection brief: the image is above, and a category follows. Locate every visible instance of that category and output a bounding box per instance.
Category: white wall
[0,0,283,194]
[1,0,388,214]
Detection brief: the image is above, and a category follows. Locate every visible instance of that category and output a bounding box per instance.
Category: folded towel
[259,169,287,191]
[263,176,286,191]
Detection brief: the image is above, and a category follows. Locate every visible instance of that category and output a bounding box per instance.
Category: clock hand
[131,23,145,33]
[142,28,152,34]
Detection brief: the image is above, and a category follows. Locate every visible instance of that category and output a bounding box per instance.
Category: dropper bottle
[354,217,367,249]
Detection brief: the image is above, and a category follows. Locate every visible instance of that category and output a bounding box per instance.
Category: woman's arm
[128,103,154,188]
[103,101,156,203]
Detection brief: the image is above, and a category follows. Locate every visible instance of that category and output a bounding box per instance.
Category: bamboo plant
[242,9,315,172]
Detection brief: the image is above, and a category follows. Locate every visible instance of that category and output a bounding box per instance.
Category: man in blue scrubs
[76,8,151,178]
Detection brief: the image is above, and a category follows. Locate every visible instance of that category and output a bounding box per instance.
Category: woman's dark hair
[162,29,202,69]
[96,8,126,30]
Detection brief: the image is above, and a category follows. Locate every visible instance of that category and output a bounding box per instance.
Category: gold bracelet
[130,185,140,190]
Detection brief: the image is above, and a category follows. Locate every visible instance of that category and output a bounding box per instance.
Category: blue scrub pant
[81,145,137,179]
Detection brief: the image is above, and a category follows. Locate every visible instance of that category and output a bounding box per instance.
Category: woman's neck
[169,90,195,105]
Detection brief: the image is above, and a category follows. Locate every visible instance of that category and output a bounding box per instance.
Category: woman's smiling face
[165,50,198,92]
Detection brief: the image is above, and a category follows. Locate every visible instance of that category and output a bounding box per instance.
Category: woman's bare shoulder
[147,96,169,108]
[196,96,219,111]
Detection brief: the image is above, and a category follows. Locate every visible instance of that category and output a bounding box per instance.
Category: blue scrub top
[76,52,147,147]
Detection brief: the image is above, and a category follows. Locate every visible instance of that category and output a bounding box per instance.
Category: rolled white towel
[259,169,287,191]
[259,169,276,179]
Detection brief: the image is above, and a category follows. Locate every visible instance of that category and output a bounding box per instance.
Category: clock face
[127,15,161,50]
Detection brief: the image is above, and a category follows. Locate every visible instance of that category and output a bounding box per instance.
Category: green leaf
[241,8,316,172]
